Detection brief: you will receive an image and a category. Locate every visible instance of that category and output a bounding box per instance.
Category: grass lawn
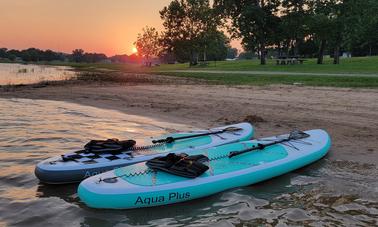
[51,56,378,88]
[52,56,378,74]
[159,71,378,87]
[153,56,378,74]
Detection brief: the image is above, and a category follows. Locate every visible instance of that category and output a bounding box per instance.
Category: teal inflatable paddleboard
[78,129,331,209]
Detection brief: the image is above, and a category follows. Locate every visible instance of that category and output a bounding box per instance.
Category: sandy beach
[1,73,378,165]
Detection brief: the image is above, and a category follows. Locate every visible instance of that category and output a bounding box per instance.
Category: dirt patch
[244,114,266,123]
[217,114,266,125]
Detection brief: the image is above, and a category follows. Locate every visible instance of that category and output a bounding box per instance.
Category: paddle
[62,126,244,162]
[228,130,310,158]
[151,126,243,144]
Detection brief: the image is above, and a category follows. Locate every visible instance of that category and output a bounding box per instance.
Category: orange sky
[0,0,241,56]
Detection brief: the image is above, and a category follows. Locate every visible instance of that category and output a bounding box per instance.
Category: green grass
[160,71,378,88]
[50,56,378,74]
[152,56,378,74]
[48,56,378,88]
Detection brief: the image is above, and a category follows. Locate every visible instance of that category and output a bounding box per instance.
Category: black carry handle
[229,130,310,158]
[152,126,243,144]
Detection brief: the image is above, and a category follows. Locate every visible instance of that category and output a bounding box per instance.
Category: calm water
[0,63,77,85]
[0,98,377,226]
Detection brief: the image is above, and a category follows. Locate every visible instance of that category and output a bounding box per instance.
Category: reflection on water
[0,63,77,85]
[0,98,377,226]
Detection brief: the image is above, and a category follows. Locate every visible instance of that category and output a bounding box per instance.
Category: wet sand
[1,74,378,165]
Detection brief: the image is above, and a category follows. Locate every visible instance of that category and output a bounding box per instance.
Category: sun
[132,47,138,54]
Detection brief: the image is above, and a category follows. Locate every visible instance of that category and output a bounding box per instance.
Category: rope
[126,143,165,152]
[96,168,156,183]
[208,153,230,161]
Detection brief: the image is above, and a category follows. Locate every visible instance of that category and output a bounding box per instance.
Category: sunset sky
[0,0,241,56]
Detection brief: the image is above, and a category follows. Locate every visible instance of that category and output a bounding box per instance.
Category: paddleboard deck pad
[78,129,331,209]
[35,122,253,184]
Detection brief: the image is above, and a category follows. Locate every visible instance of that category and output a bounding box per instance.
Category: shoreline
[1,76,378,165]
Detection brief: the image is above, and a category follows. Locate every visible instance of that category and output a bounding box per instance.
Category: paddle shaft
[152,128,241,144]
[229,138,291,158]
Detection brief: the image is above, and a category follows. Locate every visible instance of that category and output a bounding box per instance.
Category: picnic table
[276,58,307,65]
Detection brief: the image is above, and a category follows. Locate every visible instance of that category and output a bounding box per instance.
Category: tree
[0,48,8,58]
[342,0,378,56]
[280,0,311,57]
[160,0,222,65]
[328,0,345,64]
[215,0,281,65]
[5,49,20,61]
[361,1,378,56]
[309,0,376,64]
[204,31,230,61]
[128,53,142,64]
[308,14,332,64]
[238,51,256,59]
[307,0,339,64]
[82,53,107,63]
[109,54,130,63]
[43,49,60,61]
[71,49,85,62]
[20,48,43,61]
[356,20,378,56]
[227,47,238,59]
[134,26,160,67]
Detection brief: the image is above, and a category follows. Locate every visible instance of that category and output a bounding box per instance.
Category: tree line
[0,48,66,62]
[136,0,378,65]
[2,0,376,66]
[0,48,142,64]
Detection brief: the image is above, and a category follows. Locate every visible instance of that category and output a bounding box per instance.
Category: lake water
[0,98,377,226]
[0,63,77,85]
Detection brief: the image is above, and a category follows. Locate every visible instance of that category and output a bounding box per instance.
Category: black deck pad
[84,139,136,154]
[60,139,136,163]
